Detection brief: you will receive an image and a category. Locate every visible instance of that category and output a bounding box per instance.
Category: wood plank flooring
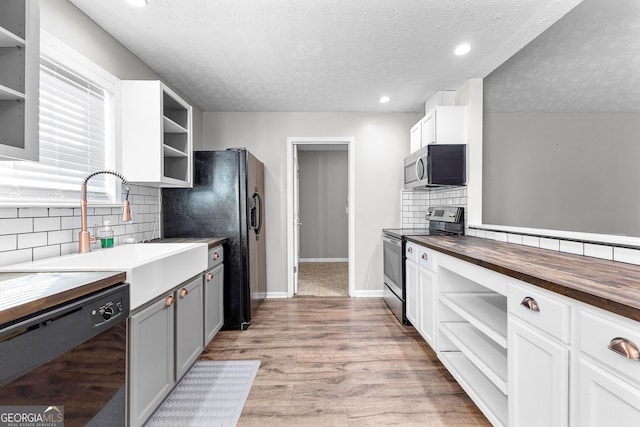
[199,297,490,426]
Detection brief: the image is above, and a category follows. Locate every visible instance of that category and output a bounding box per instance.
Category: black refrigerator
[162,149,266,330]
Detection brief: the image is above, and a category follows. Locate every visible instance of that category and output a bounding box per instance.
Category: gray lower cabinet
[128,275,204,427]
[176,276,204,379]
[129,294,175,427]
[204,264,224,346]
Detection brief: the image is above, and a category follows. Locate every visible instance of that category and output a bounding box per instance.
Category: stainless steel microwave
[404,144,466,189]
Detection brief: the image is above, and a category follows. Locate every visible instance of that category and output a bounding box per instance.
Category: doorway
[286,137,355,298]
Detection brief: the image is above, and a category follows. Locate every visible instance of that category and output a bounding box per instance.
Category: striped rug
[145,360,260,427]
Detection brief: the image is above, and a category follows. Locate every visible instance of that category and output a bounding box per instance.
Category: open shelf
[0,26,25,47]
[440,292,507,348]
[0,84,25,100]
[439,322,508,394]
[163,115,188,133]
[163,144,188,158]
[439,352,507,427]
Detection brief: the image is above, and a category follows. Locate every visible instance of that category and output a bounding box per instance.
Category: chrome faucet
[79,171,132,253]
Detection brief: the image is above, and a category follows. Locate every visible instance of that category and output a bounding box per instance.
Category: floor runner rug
[145,360,260,427]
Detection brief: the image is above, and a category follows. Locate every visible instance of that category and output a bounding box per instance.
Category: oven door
[382,235,403,298]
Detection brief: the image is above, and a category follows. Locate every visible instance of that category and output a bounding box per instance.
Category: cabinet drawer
[406,242,419,263]
[417,246,435,271]
[579,309,640,384]
[207,245,223,270]
[508,281,570,344]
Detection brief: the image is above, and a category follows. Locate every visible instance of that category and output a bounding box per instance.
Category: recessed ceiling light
[379,96,390,103]
[455,44,471,56]
[126,0,148,7]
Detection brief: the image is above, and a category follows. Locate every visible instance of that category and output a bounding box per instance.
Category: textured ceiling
[485,0,640,112]
[68,0,583,112]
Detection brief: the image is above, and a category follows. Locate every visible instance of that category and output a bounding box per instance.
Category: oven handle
[382,236,402,246]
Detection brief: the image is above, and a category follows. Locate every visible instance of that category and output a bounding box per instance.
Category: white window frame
[0,32,121,207]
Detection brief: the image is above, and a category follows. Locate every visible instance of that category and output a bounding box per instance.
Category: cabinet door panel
[176,276,204,380]
[509,316,569,427]
[418,267,436,349]
[578,358,640,426]
[129,295,175,427]
[204,264,224,345]
[405,260,418,326]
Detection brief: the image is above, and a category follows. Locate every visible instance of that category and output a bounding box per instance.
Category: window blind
[0,56,113,204]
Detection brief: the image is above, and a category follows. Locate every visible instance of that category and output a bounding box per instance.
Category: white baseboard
[354,290,384,298]
[265,292,289,299]
[299,258,349,263]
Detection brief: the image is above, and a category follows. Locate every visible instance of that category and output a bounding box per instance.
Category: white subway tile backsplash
[48,230,73,245]
[495,232,508,242]
[19,208,48,218]
[540,238,560,251]
[61,216,82,230]
[559,240,584,256]
[49,208,74,217]
[0,208,18,218]
[33,245,60,260]
[0,218,33,235]
[522,236,540,248]
[18,232,48,249]
[0,235,16,252]
[60,242,77,255]
[34,217,61,232]
[94,207,113,215]
[613,247,640,266]
[0,249,32,267]
[507,234,523,245]
[584,244,613,261]
[485,231,496,240]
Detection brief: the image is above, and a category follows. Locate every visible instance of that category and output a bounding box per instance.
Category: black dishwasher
[0,283,129,427]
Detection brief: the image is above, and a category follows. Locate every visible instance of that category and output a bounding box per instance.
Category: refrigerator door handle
[252,192,263,239]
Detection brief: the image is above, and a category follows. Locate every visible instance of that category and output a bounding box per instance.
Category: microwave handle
[416,156,426,182]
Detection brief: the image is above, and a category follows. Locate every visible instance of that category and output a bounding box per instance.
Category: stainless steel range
[382,206,464,324]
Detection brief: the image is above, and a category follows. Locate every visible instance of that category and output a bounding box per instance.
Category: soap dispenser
[100,221,114,248]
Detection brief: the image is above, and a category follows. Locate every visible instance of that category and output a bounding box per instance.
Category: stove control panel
[426,206,463,223]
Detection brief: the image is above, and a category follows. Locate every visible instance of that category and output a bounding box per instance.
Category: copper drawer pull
[164,295,174,307]
[407,247,413,254]
[520,296,540,312]
[421,253,428,261]
[608,337,640,360]
[207,273,213,281]
[212,252,220,260]
[179,288,188,298]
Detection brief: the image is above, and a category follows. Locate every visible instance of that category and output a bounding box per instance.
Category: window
[0,33,118,205]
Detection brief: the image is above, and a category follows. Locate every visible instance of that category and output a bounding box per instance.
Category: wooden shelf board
[439,352,508,427]
[0,26,25,47]
[163,116,188,133]
[439,322,508,394]
[440,292,507,348]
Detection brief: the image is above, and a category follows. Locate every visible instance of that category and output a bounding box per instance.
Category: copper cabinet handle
[164,295,175,307]
[520,296,540,312]
[207,273,213,281]
[213,252,220,260]
[608,337,640,361]
[179,288,188,298]
[421,253,428,260]
[408,247,413,254]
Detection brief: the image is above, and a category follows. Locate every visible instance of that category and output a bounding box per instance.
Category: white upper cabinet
[0,0,39,161]
[421,106,467,146]
[121,80,193,187]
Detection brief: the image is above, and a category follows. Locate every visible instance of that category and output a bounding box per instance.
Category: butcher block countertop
[0,271,126,326]
[407,235,640,323]
[151,237,227,250]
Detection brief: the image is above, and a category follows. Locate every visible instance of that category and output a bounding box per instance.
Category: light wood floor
[199,297,490,426]
[297,262,349,296]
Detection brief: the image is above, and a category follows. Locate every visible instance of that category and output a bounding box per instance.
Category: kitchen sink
[0,243,208,310]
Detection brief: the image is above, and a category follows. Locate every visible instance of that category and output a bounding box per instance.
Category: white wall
[202,112,420,295]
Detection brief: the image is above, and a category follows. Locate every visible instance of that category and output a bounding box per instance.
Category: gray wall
[482,0,640,236]
[298,150,348,259]
[202,112,420,295]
